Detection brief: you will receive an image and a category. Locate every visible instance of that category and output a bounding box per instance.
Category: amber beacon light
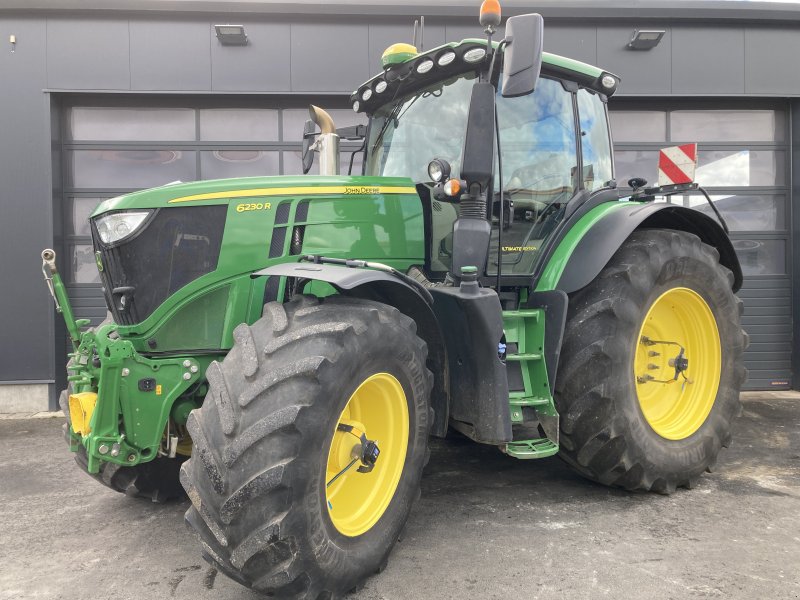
[479,0,502,30]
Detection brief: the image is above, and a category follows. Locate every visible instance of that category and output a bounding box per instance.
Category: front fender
[255,262,450,437]
[546,202,742,295]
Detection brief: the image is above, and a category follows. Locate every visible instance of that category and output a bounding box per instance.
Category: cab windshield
[366,74,476,182]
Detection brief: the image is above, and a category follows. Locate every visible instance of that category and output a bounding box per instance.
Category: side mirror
[301,119,315,174]
[501,13,544,98]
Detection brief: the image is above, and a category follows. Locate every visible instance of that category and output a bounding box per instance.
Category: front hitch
[41,248,90,347]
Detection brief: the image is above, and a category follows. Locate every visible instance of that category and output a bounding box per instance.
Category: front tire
[182,295,432,598]
[555,229,747,493]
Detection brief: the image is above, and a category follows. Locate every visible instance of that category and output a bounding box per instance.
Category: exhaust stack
[309,105,340,176]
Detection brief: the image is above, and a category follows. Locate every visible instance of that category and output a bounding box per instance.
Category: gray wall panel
[368,21,446,72]
[46,19,131,90]
[0,18,54,382]
[445,24,500,44]
[290,23,369,92]
[545,26,597,66]
[130,21,211,90]
[671,26,744,95]
[745,27,800,96]
[597,25,672,95]
[211,21,291,91]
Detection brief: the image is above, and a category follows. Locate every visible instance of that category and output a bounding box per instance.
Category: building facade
[1,0,799,411]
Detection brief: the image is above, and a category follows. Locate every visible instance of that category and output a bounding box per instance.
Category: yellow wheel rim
[634,287,721,440]
[325,372,409,537]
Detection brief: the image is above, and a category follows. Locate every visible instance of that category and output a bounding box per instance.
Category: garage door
[610,102,791,390]
[59,96,364,334]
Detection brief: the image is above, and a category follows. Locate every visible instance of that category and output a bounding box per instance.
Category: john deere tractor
[43,3,746,597]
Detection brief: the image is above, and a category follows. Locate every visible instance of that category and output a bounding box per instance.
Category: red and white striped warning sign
[657,143,698,186]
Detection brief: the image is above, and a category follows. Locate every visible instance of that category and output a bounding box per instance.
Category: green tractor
[43,3,746,598]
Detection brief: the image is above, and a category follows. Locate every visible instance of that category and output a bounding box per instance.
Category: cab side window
[577,88,613,191]
[489,77,579,275]
[496,77,578,202]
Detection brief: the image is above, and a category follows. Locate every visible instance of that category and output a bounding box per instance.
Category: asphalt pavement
[1,394,798,599]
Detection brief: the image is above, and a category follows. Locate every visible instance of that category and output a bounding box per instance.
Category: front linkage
[42,249,205,474]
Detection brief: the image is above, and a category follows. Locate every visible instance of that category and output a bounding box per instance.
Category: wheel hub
[636,336,692,386]
[633,287,721,440]
[326,421,382,488]
[325,372,409,537]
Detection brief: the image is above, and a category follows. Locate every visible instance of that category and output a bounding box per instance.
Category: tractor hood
[92,175,418,214]
[88,174,424,340]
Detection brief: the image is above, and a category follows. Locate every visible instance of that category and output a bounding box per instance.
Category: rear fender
[555,203,743,294]
[254,263,450,437]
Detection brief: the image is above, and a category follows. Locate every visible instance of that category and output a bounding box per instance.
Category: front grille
[93,205,227,325]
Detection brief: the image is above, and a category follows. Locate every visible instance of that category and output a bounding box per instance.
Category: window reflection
[696,150,782,187]
[67,107,196,141]
[614,150,659,186]
[670,110,784,143]
[200,151,280,179]
[660,194,784,231]
[71,244,101,284]
[609,111,667,142]
[731,239,785,276]
[615,150,784,188]
[68,150,197,189]
[70,197,105,236]
[199,109,279,142]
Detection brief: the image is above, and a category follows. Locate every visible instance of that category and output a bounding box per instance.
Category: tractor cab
[303,14,620,293]
[362,60,615,280]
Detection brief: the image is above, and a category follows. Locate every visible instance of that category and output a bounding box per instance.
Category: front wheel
[555,229,747,493]
[182,295,432,598]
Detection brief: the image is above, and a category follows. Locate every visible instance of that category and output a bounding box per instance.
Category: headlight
[95,211,151,244]
[438,51,456,66]
[464,47,487,63]
[427,158,451,183]
[416,59,434,74]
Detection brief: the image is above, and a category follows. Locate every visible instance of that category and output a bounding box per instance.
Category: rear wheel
[182,295,432,598]
[555,229,747,493]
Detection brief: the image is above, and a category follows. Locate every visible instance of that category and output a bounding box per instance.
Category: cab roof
[351,38,618,114]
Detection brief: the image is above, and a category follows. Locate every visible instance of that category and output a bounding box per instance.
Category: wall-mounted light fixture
[627,29,665,50]
[215,25,248,46]
[9,34,16,53]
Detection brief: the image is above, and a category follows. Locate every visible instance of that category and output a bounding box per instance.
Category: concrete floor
[0,396,798,600]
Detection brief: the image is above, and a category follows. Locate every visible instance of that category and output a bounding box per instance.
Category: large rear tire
[555,229,747,493]
[182,295,432,598]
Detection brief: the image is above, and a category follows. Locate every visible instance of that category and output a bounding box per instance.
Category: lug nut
[182,359,192,368]
[98,444,109,455]
[647,363,659,370]
[183,372,191,380]
[121,368,130,377]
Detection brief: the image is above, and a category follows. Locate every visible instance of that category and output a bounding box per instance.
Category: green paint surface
[64,174,425,470]
[535,202,631,292]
